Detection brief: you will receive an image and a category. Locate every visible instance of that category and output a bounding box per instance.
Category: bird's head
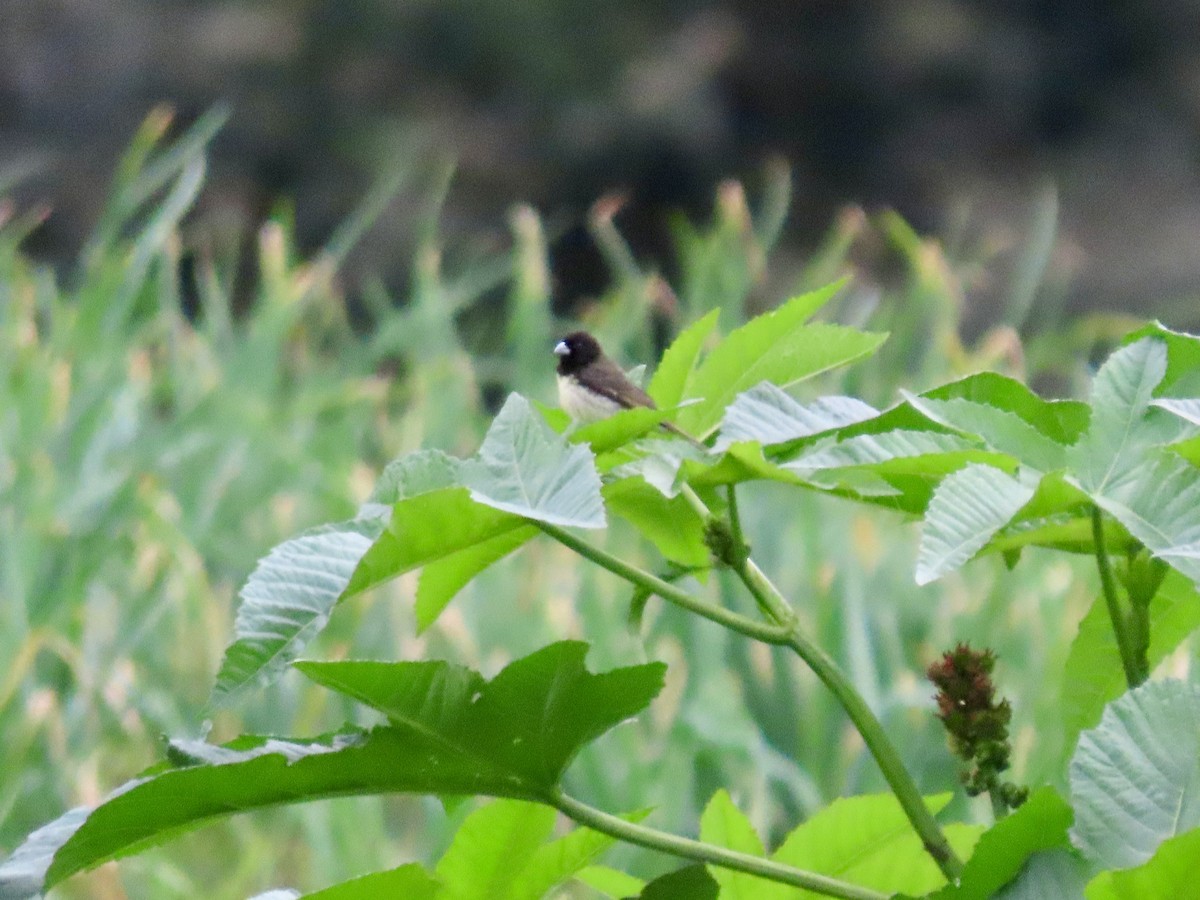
[553,331,602,375]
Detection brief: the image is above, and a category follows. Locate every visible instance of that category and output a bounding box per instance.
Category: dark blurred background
[5,0,1200,328]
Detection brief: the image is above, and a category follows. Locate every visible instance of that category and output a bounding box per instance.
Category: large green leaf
[1090,451,1200,585]
[648,309,721,408]
[771,792,982,897]
[301,863,439,899]
[716,381,878,451]
[1061,570,1200,755]
[1070,679,1200,868]
[602,477,709,568]
[925,788,1073,899]
[697,790,792,900]
[211,518,384,705]
[434,800,556,900]
[347,488,527,596]
[0,644,663,896]
[462,393,605,528]
[991,850,1088,900]
[920,371,1090,445]
[298,642,667,786]
[414,526,538,631]
[902,393,1068,473]
[675,284,885,437]
[1084,828,1200,900]
[1068,338,1184,497]
[916,464,1036,585]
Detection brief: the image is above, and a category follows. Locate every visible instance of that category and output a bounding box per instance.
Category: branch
[553,791,889,900]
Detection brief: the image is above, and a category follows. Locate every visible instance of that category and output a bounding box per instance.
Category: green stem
[553,791,888,900]
[780,631,961,878]
[1091,505,1144,687]
[539,495,964,882]
[533,522,790,645]
[694,487,961,879]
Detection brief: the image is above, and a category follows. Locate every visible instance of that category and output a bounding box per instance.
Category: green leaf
[787,430,997,471]
[921,371,1090,445]
[1070,679,1200,868]
[1068,338,1181,496]
[925,788,1072,899]
[637,865,718,899]
[366,448,464,506]
[648,308,721,408]
[916,464,1036,584]
[415,525,538,631]
[603,477,709,568]
[348,488,526,596]
[697,790,792,900]
[298,642,667,787]
[772,793,982,897]
[1123,321,1200,392]
[461,393,605,528]
[301,863,439,899]
[992,850,1088,900]
[1090,451,1200,585]
[211,518,384,706]
[902,393,1068,473]
[716,381,878,450]
[1085,828,1200,900]
[434,800,556,900]
[0,807,89,900]
[572,406,678,454]
[1150,397,1200,427]
[574,865,645,898]
[1062,570,1200,754]
[4,644,664,895]
[675,284,885,437]
[507,811,642,900]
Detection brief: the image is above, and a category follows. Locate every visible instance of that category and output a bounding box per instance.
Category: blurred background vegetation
[2,4,1198,898]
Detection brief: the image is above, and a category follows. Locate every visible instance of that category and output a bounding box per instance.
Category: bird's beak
[553,341,569,356]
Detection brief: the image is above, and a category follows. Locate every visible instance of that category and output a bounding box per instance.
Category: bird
[553,331,704,447]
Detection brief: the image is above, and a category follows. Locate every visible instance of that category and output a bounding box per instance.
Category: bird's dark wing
[579,357,658,410]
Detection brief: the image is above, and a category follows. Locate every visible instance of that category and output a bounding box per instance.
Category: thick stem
[553,791,888,900]
[1091,505,1144,687]
[781,631,962,879]
[538,501,965,882]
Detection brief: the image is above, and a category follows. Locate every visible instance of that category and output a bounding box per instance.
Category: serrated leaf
[698,791,792,900]
[462,393,605,528]
[366,449,464,506]
[434,800,556,900]
[1062,570,1200,755]
[574,865,645,898]
[300,642,666,787]
[716,381,878,451]
[211,518,384,705]
[675,284,884,437]
[4,644,664,896]
[773,793,982,897]
[902,393,1067,473]
[786,430,990,471]
[1069,338,1184,496]
[925,788,1072,899]
[603,477,709,568]
[648,308,721,408]
[916,464,1036,584]
[1150,397,1200,426]
[1084,828,1200,900]
[1089,451,1200,585]
[922,371,1090,444]
[348,488,527,596]
[301,863,439,899]
[992,849,1088,900]
[1070,679,1200,868]
[415,525,538,631]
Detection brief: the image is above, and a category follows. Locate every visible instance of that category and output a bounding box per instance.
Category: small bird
[553,331,703,446]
